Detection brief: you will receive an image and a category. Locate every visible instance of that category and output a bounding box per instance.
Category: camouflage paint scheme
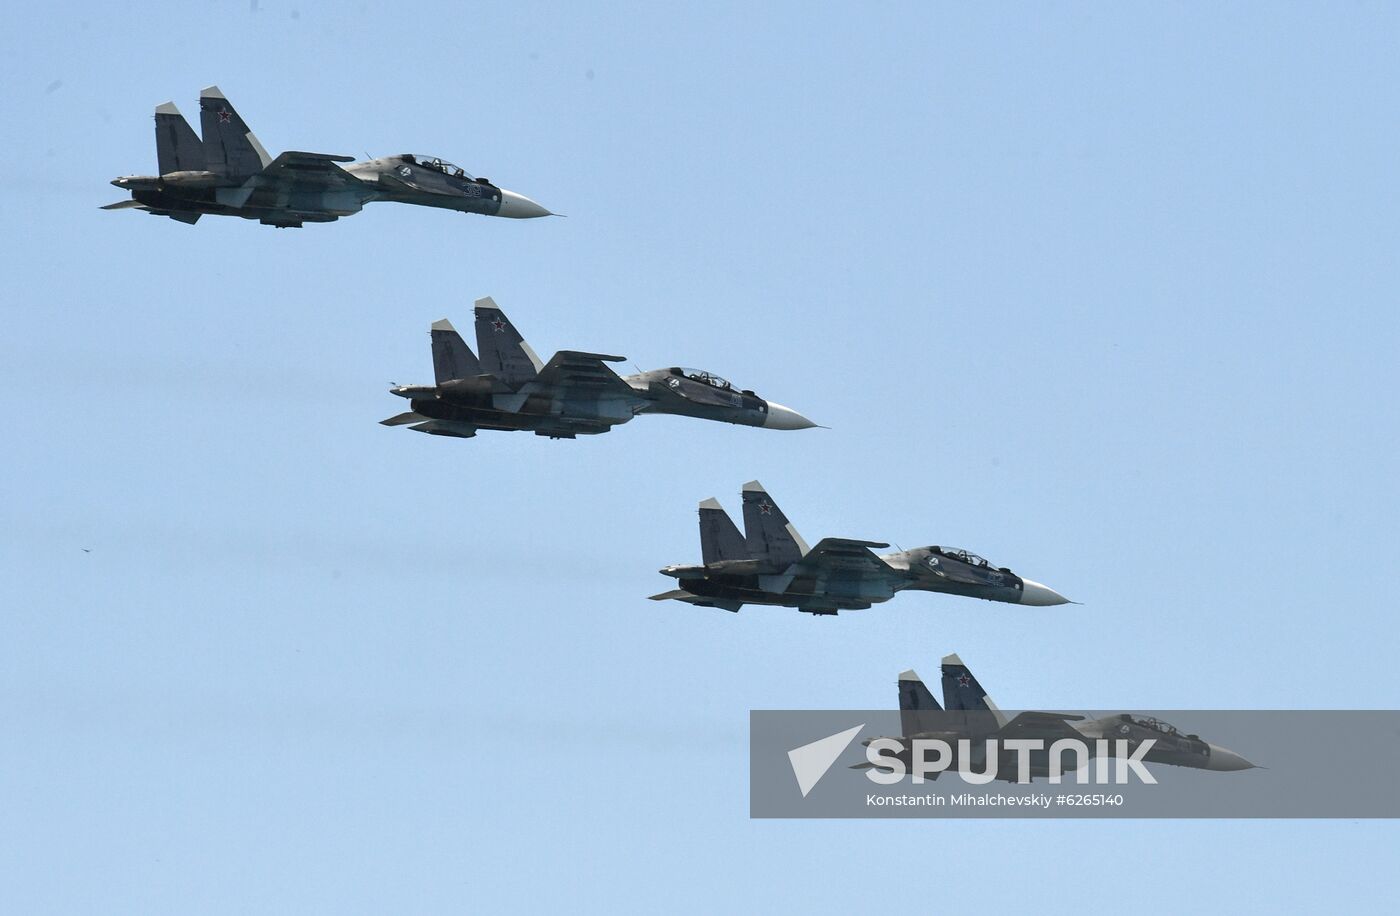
[105,87,551,227]
[652,482,1070,614]
[381,298,817,440]
[853,653,1257,780]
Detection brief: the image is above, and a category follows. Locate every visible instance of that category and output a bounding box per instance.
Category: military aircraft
[104,86,552,227]
[651,483,1070,615]
[381,298,817,440]
[853,653,1257,780]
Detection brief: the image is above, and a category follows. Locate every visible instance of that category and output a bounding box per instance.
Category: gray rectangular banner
[750,710,1400,818]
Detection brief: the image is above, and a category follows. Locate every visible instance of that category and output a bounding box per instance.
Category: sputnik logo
[787,724,864,798]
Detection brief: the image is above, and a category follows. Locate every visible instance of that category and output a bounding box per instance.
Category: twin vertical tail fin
[154,102,205,174]
[198,85,271,179]
[898,669,943,738]
[699,498,748,564]
[431,319,482,384]
[473,297,543,388]
[940,653,1007,731]
[740,481,809,570]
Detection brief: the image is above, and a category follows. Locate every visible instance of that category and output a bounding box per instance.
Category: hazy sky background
[3,2,1397,911]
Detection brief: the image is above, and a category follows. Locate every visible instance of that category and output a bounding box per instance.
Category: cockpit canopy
[1124,715,1179,736]
[670,367,733,391]
[929,546,994,569]
[399,154,476,180]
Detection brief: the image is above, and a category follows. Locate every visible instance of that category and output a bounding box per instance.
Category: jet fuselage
[661,545,1067,613]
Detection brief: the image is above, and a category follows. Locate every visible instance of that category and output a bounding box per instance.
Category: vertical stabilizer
[740,481,808,570]
[940,653,1007,732]
[198,85,271,179]
[473,297,542,388]
[699,498,748,564]
[154,102,205,173]
[430,318,481,383]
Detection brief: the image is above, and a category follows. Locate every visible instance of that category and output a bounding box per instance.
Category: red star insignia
[758,501,773,515]
[217,107,232,124]
[957,674,971,687]
[491,318,506,332]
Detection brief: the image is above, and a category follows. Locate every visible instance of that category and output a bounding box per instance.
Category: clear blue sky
[3,2,1397,911]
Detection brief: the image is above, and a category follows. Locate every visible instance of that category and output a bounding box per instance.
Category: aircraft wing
[790,538,893,577]
[380,411,427,427]
[998,711,1086,743]
[100,199,202,223]
[251,151,361,190]
[532,350,634,398]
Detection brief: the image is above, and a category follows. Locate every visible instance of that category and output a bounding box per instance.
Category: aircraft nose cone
[496,189,552,218]
[1206,743,1256,771]
[1018,578,1071,606]
[762,401,818,430]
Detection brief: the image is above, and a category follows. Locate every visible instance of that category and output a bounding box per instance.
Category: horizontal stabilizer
[101,199,148,210]
[849,759,940,778]
[380,411,427,427]
[648,589,743,612]
[650,588,697,602]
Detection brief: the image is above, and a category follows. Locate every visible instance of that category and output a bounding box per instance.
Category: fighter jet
[853,653,1257,780]
[381,298,817,440]
[651,483,1070,615]
[104,86,552,227]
